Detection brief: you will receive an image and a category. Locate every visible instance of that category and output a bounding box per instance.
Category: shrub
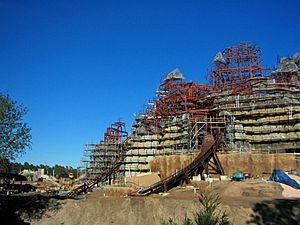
[161,189,231,225]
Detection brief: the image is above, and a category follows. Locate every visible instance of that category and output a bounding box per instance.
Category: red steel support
[210,43,270,92]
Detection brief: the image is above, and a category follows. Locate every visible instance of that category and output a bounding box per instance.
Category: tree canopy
[0,93,31,161]
[0,161,78,178]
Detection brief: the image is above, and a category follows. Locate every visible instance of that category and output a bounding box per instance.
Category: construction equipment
[231,172,244,181]
[69,173,74,180]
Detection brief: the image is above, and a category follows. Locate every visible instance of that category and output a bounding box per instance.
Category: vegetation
[0,161,78,178]
[161,189,231,225]
[0,93,31,162]
[0,94,77,178]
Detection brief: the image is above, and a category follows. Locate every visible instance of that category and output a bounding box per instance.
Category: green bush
[161,214,193,225]
[161,189,231,225]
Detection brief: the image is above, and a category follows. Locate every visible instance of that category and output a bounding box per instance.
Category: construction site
[2,43,300,225]
[79,43,300,188]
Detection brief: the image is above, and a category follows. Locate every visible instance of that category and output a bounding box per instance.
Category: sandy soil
[25,180,300,225]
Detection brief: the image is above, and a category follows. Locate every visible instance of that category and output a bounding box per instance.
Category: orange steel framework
[83,43,273,180]
[83,121,128,180]
[138,43,272,120]
[101,121,128,145]
[79,43,300,191]
[210,42,270,92]
[133,75,214,129]
[154,77,212,118]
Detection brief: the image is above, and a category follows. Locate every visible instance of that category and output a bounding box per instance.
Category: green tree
[0,93,31,163]
[53,164,68,178]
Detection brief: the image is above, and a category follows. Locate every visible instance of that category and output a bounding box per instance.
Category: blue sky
[0,0,299,167]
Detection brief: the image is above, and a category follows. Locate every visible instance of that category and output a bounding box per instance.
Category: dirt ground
[0,193,62,225]
[4,180,296,225]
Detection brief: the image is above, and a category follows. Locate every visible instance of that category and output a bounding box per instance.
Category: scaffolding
[82,121,128,182]
[124,69,225,177]
[206,43,300,154]
[210,42,270,92]
[154,69,211,118]
[214,81,300,153]
[79,43,300,187]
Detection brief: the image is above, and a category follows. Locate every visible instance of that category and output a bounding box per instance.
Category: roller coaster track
[66,146,128,198]
[136,135,224,196]
[66,133,223,198]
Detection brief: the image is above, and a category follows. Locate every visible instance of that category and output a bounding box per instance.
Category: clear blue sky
[0,0,299,167]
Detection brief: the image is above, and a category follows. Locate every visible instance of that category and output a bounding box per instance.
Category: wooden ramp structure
[66,132,223,198]
[66,145,128,198]
[136,134,224,196]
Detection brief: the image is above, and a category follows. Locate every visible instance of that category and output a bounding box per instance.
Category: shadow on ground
[247,198,300,225]
[0,194,63,225]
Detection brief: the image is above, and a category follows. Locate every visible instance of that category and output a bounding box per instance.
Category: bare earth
[27,180,300,225]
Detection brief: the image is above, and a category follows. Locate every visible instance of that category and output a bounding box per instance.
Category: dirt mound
[280,183,300,198]
[213,180,283,198]
[126,172,161,187]
[29,180,300,225]
[104,186,135,197]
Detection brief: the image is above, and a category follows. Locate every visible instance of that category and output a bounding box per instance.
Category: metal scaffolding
[75,43,300,196]
[210,43,270,92]
[82,121,128,182]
